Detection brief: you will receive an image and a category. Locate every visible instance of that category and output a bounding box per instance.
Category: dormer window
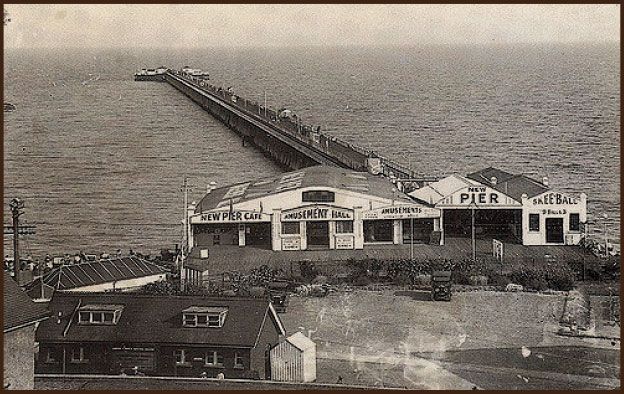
[78,304,123,325]
[302,190,335,203]
[182,306,228,328]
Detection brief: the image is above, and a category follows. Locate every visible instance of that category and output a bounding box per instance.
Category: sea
[3,44,620,258]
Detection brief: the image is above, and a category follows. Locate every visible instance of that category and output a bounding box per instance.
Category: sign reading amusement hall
[281,205,353,221]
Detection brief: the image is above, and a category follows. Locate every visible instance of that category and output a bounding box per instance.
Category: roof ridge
[51,292,271,301]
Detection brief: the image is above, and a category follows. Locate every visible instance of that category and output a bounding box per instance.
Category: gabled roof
[408,174,480,205]
[36,292,285,347]
[466,167,550,201]
[286,331,315,352]
[195,165,414,212]
[466,167,515,184]
[25,257,166,294]
[3,273,50,332]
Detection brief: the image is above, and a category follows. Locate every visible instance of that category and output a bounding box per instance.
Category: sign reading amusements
[362,205,439,220]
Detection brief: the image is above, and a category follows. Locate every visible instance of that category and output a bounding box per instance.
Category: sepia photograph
[3,3,620,390]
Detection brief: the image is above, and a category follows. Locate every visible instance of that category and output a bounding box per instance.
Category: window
[45,348,57,363]
[208,315,221,327]
[363,220,394,242]
[569,213,580,232]
[529,214,540,232]
[213,234,220,245]
[182,307,228,328]
[70,347,87,363]
[336,221,354,234]
[281,222,300,235]
[302,190,335,203]
[78,312,90,323]
[77,305,123,325]
[175,349,187,365]
[184,314,197,326]
[205,351,224,367]
[234,352,244,368]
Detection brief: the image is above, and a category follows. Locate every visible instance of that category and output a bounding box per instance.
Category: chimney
[542,177,549,187]
[490,176,497,186]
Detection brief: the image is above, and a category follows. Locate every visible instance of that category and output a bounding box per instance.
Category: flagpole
[471,205,476,262]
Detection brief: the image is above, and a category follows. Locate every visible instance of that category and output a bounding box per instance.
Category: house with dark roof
[186,165,441,255]
[409,167,587,245]
[3,274,50,389]
[35,292,285,379]
[24,257,167,301]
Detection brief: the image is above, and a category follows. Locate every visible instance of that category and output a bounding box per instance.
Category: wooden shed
[270,331,316,382]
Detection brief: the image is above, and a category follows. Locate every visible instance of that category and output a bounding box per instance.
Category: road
[280,289,620,389]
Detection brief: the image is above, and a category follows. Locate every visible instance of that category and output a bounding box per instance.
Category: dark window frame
[336,220,354,234]
[529,214,540,232]
[281,222,300,235]
[569,213,580,232]
[302,190,335,203]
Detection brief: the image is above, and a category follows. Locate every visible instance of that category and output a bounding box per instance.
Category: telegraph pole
[410,216,414,261]
[471,205,476,262]
[180,177,190,291]
[9,198,24,281]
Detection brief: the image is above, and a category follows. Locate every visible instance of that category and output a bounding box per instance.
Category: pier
[135,68,436,187]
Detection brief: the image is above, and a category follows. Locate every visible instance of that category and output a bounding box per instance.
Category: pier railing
[170,71,438,183]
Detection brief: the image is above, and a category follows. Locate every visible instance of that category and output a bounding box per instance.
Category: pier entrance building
[410,167,587,246]
[187,166,442,257]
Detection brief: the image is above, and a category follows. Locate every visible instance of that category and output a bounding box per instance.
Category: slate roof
[195,165,414,213]
[466,167,550,201]
[36,292,285,347]
[3,273,50,332]
[25,257,166,294]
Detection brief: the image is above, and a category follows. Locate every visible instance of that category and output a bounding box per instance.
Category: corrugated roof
[195,165,414,213]
[466,167,550,201]
[25,257,166,294]
[36,292,285,347]
[286,331,315,352]
[3,273,50,331]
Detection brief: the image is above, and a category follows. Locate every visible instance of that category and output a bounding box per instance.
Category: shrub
[469,275,488,286]
[509,264,575,292]
[414,274,432,286]
[299,262,319,280]
[353,275,371,286]
[546,266,575,291]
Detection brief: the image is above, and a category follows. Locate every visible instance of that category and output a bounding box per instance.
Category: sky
[3,4,620,49]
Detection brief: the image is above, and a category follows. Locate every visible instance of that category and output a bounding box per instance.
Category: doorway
[306,221,329,248]
[545,218,564,243]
